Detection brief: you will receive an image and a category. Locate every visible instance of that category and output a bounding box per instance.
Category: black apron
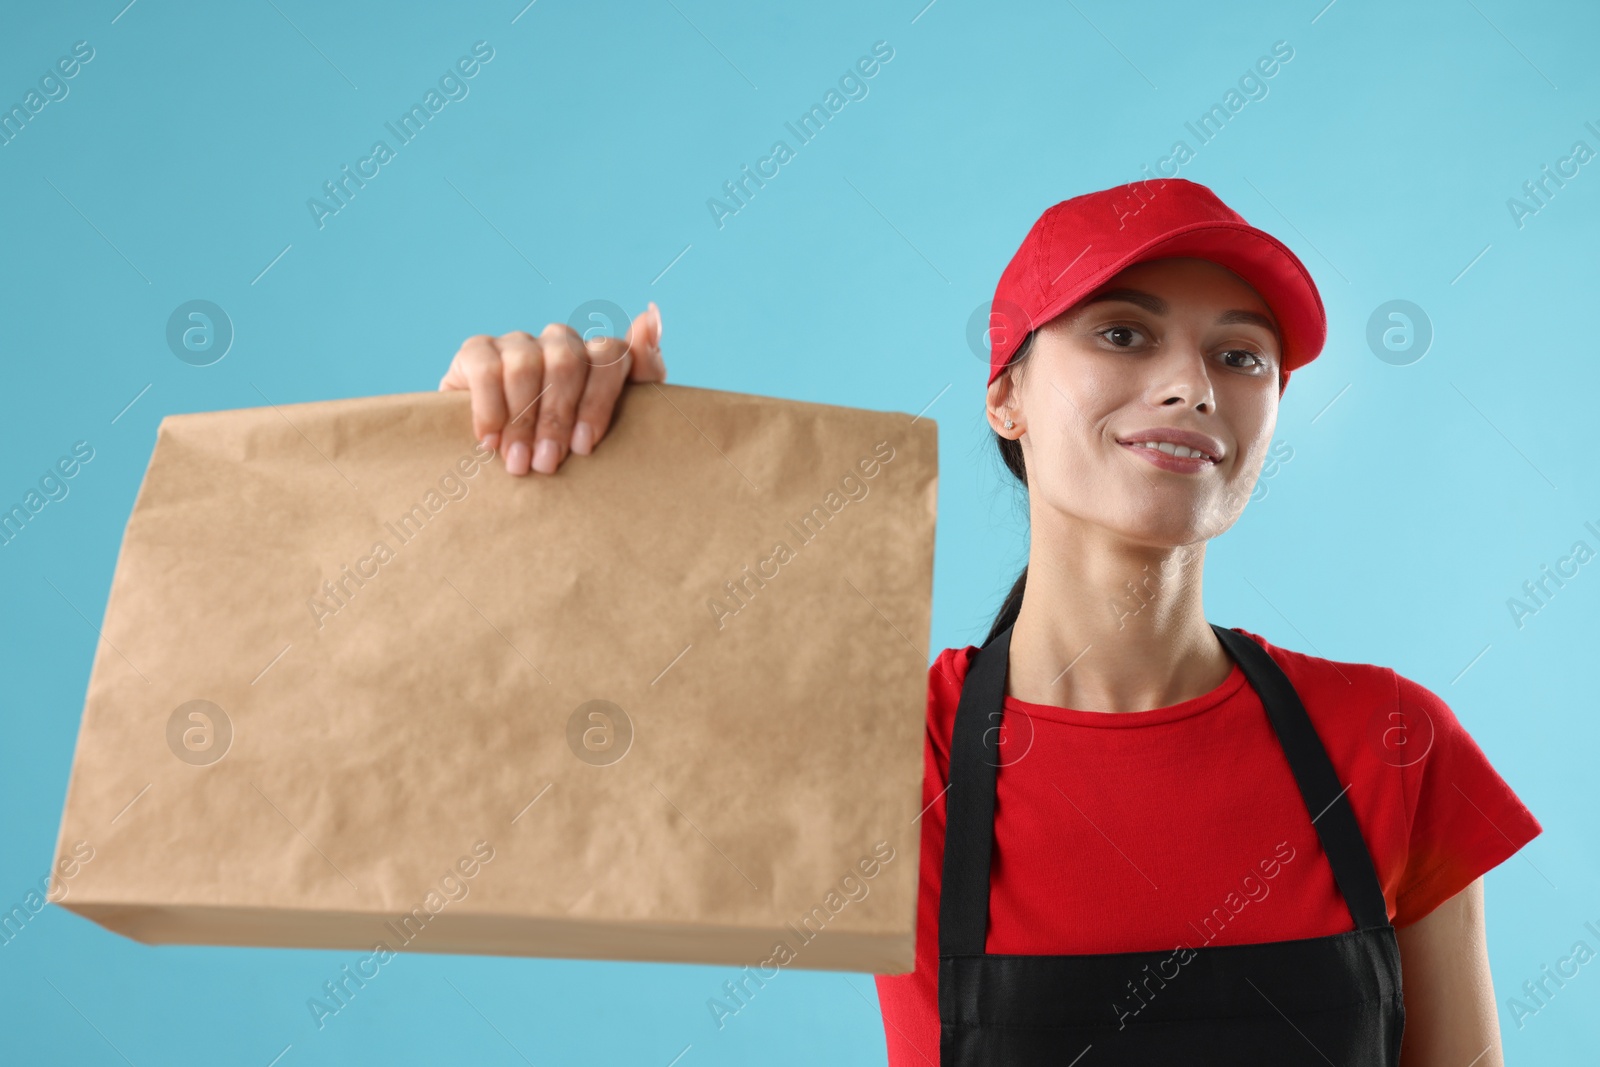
[938,622,1404,1064]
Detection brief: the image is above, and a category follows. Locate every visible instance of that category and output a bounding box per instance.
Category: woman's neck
[1005,521,1233,714]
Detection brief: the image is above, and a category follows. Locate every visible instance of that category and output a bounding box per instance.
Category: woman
[439,179,1541,1065]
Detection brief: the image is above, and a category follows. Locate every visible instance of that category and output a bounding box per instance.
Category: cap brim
[990,220,1326,389]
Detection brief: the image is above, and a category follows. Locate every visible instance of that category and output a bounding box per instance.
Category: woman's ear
[986,369,1023,438]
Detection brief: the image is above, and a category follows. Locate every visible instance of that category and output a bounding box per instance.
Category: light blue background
[2,0,1596,1062]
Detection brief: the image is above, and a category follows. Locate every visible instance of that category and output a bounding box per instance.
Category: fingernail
[505,440,530,475]
[533,439,559,474]
[570,422,593,455]
[480,433,499,455]
[651,301,663,341]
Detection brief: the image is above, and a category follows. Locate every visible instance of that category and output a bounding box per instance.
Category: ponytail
[985,566,1027,645]
[985,330,1034,645]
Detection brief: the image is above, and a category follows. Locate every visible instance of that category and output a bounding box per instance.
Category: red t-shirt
[873,627,1543,1065]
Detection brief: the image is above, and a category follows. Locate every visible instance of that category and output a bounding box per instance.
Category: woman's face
[988,256,1282,547]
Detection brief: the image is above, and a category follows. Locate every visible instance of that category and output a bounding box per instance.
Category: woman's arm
[1396,876,1504,1066]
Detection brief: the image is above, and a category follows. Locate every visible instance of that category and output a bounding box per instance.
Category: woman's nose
[1149,345,1216,410]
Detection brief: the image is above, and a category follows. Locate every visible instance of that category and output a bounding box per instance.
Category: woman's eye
[1098,326,1144,347]
[1221,348,1266,369]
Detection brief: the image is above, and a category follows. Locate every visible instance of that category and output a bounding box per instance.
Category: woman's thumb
[626,301,666,381]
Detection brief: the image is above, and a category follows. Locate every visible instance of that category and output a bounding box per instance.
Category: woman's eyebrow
[1216,309,1278,333]
[1081,288,1166,314]
[1081,289,1278,334]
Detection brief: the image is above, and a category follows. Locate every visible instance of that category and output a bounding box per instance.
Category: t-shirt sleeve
[1392,671,1543,926]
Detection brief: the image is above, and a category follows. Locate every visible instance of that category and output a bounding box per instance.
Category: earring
[1004,419,1015,430]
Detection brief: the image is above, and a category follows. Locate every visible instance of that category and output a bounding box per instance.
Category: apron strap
[1209,623,1390,932]
[939,622,1015,957]
[939,622,1390,959]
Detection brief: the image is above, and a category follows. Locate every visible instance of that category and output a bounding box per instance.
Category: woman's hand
[438,301,666,475]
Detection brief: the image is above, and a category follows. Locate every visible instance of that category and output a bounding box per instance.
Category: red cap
[987,178,1325,394]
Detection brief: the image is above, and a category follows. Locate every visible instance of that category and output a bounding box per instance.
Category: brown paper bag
[49,383,937,974]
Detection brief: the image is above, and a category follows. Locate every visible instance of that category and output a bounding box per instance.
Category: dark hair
[985,329,1036,645]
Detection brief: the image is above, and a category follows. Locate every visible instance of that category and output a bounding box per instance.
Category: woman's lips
[1118,441,1218,473]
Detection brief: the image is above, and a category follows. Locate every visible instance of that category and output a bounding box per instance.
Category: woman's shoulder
[1227,625,1396,697]
[921,644,980,763]
[927,643,978,692]
[1224,626,1462,770]
[1226,626,1490,754]
[1232,627,1544,924]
